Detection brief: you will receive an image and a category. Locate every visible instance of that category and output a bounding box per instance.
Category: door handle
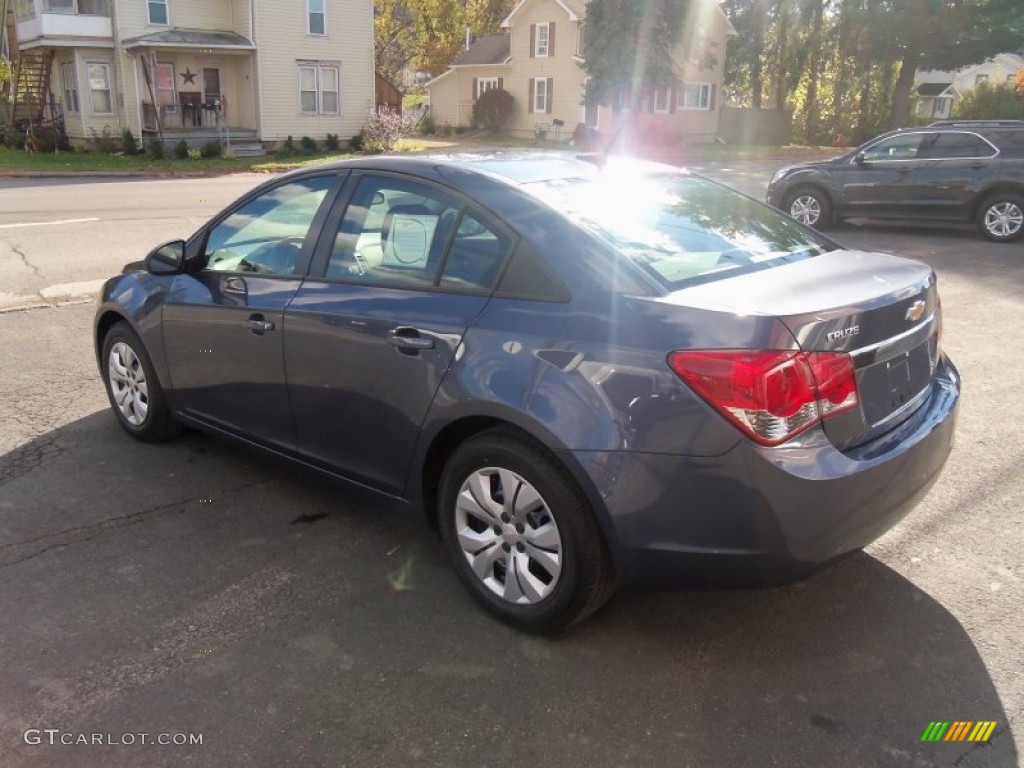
[388,327,435,350]
[248,315,275,335]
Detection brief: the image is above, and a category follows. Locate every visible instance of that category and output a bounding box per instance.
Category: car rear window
[527,172,836,290]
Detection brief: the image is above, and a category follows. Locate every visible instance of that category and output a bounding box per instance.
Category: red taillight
[668,349,860,446]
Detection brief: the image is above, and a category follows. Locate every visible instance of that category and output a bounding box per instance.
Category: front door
[284,173,514,494]
[162,174,342,448]
[202,67,221,105]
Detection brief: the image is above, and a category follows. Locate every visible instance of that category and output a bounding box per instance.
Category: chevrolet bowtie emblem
[905,300,927,322]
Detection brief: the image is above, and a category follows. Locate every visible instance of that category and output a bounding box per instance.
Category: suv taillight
[668,350,859,446]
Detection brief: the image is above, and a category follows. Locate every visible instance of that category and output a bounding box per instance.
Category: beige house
[426,0,734,144]
[9,0,374,153]
[915,52,1024,120]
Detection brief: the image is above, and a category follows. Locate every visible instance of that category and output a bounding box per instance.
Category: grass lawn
[0,146,361,176]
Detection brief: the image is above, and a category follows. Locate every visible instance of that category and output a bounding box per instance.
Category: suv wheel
[437,429,615,633]
[784,187,831,229]
[977,194,1024,243]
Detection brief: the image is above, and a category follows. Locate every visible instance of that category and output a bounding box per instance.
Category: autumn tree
[582,0,699,110]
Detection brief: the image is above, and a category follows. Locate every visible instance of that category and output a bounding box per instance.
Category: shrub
[121,128,139,155]
[953,81,1024,120]
[361,106,418,153]
[472,88,515,132]
[418,113,436,136]
[283,135,296,152]
[173,139,189,160]
[200,140,221,158]
[147,138,165,159]
[348,131,364,152]
[325,132,340,151]
[300,135,317,153]
[187,146,202,160]
[88,125,119,154]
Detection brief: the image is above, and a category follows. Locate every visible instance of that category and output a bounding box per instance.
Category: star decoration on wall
[180,68,197,85]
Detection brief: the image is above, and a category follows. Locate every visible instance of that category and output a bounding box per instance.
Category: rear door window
[919,132,996,159]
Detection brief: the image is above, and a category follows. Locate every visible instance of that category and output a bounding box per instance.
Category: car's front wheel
[101,321,181,442]
[977,194,1024,242]
[438,429,615,632]
[784,187,831,230]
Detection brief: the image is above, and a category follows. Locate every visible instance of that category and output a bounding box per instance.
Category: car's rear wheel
[977,194,1024,242]
[437,429,615,632]
[784,187,831,229]
[101,321,181,442]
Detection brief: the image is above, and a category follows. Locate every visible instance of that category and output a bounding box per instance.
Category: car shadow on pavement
[0,413,1016,768]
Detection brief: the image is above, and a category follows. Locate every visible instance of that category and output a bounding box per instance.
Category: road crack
[8,242,45,282]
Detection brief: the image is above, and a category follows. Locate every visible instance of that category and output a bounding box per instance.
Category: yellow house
[426,0,734,144]
[10,0,374,154]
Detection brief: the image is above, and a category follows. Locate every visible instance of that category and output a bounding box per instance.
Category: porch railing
[143,98,222,132]
[42,0,110,15]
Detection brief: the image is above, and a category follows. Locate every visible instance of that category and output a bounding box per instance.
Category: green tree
[953,81,1024,120]
[582,0,699,110]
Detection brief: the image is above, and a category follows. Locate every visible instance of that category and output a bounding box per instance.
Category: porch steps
[147,129,265,157]
[11,48,55,123]
[231,142,266,158]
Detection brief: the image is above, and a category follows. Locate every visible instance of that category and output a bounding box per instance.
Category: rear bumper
[571,356,960,588]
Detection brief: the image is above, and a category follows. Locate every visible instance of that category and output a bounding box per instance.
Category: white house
[915,52,1024,120]
[9,0,374,152]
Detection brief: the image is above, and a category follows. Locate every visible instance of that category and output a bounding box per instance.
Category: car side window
[327,176,508,292]
[203,176,335,276]
[438,211,513,292]
[862,134,923,162]
[919,132,996,159]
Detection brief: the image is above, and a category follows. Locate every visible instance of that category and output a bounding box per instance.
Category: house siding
[254,0,374,142]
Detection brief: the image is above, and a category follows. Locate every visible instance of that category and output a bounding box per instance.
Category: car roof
[283,151,686,187]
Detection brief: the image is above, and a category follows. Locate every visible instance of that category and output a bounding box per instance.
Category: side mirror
[144,240,186,275]
[854,152,867,165]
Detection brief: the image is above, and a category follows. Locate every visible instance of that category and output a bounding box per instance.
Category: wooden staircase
[12,48,55,123]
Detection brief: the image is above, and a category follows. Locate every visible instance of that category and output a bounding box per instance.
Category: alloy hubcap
[108,341,149,426]
[984,202,1023,238]
[790,195,821,226]
[454,467,562,605]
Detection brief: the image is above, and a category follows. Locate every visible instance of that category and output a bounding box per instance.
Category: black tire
[783,186,832,230]
[437,428,615,633]
[100,321,182,442]
[976,194,1024,243]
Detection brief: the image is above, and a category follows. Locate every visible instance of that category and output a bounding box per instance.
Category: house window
[60,62,79,112]
[680,82,711,110]
[14,0,35,19]
[87,62,113,114]
[974,74,988,86]
[576,23,584,57]
[654,88,672,114]
[533,77,549,113]
[477,78,498,99]
[299,63,341,115]
[147,0,168,25]
[535,22,550,57]
[932,97,951,118]
[308,0,326,36]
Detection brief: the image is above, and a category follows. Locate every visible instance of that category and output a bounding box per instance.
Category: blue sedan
[94,153,959,631]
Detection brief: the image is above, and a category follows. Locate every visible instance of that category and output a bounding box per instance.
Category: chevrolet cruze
[95,153,960,631]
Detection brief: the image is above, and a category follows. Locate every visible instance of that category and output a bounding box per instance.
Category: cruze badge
[905,300,927,322]
[827,326,860,342]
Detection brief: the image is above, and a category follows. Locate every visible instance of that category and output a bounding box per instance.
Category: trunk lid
[669,250,941,449]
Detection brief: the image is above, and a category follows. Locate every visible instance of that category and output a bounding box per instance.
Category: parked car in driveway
[94,152,960,632]
[766,120,1024,242]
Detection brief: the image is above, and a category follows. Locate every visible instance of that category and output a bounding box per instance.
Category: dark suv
[766,120,1024,242]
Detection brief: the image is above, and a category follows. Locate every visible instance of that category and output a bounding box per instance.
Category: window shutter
[529,78,535,112]
[709,84,717,111]
[669,87,677,114]
[546,79,553,114]
[549,22,556,56]
[473,78,479,101]
[647,89,655,113]
[498,77,503,91]
[530,24,536,58]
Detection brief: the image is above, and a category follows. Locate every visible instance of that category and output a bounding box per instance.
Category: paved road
[0,170,1021,767]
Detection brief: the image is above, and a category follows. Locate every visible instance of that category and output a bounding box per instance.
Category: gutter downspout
[252,0,262,141]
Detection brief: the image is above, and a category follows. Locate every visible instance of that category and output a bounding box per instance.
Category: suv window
[919,132,996,159]
[862,134,923,161]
